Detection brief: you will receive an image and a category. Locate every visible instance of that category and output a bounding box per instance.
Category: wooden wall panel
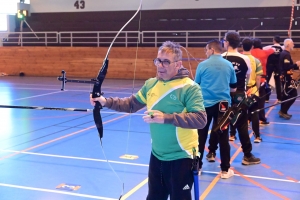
[0,47,205,80]
[1,47,300,80]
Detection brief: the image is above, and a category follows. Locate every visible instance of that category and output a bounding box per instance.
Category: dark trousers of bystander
[280,86,298,114]
[266,65,282,101]
[211,106,253,157]
[198,103,231,172]
[248,102,260,138]
[258,84,268,122]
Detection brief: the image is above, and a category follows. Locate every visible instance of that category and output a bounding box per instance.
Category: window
[0,14,7,31]
[0,0,30,14]
[0,0,30,31]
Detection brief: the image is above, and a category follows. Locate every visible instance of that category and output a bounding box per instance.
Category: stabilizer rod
[57,70,99,91]
[0,105,93,112]
[251,94,300,114]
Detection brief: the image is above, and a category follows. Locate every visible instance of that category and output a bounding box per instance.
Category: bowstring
[99,1,143,199]
[288,0,295,38]
[180,46,205,80]
[121,0,143,197]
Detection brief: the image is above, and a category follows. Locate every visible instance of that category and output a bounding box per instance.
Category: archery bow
[91,1,143,199]
[59,2,143,199]
[92,0,143,143]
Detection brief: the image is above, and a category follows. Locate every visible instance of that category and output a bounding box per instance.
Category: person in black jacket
[264,35,284,102]
[278,39,300,119]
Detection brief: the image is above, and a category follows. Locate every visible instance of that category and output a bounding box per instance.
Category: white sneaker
[198,168,202,176]
[229,136,236,141]
[220,169,234,179]
[254,137,262,143]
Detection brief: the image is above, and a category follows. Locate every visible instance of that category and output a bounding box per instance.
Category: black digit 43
[74,0,85,9]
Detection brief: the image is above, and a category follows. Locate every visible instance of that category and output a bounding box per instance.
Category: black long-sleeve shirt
[279,50,299,81]
[266,45,283,74]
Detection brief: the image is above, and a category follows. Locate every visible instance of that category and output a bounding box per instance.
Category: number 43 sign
[74,0,85,9]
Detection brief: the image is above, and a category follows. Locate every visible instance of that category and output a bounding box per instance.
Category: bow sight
[57,70,101,91]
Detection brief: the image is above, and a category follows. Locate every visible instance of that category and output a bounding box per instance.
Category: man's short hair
[273,35,281,43]
[206,39,222,53]
[253,38,262,49]
[284,38,293,48]
[225,32,240,49]
[242,37,253,51]
[158,41,182,61]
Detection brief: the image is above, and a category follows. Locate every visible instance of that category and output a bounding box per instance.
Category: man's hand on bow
[90,94,106,107]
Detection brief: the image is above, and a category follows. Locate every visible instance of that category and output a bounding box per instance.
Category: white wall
[0,14,7,31]
[8,15,16,32]
[30,0,293,13]
[0,0,30,14]
[0,15,16,46]
[0,14,7,46]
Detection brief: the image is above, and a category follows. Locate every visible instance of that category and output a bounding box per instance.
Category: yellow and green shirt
[105,68,206,161]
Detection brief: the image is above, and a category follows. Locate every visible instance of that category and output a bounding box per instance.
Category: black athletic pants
[280,84,298,114]
[258,85,268,122]
[198,103,230,172]
[147,153,194,200]
[213,106,252,157]
[266,66,282,101]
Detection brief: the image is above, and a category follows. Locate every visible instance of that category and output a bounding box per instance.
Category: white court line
[0,84,140,90]
[269,98,300,102]
[0,87,71,91]
[202,171,300,183]
[0,183,117,200]
[1,149,298,184]
[0,87,133,94]
[0,150,149,167]
[11,91,64,102]
[271,122,300,126]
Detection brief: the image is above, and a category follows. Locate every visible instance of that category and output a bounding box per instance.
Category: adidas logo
[183,184,190,190]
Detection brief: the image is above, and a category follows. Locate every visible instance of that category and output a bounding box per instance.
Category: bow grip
[92,86,103,110]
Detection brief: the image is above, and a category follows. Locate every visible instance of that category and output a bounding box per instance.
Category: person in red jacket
[251,38,274,125]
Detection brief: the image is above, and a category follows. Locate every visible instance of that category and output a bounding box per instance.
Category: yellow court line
[121,178,148,200]
[200,174,221,200]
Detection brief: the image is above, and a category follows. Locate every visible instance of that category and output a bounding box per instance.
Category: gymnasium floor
[0,76,299,200]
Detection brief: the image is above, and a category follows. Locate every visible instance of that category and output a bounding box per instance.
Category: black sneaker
[260,121,270,125]
[278,111,291,120]
[242,154,261,165]
[206,152,216,162]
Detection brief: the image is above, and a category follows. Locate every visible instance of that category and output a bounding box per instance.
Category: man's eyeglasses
[153,58,178,67]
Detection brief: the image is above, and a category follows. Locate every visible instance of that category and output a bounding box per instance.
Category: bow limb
[92,0,143,141]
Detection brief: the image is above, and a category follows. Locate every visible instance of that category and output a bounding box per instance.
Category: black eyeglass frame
[153,58,179,68]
